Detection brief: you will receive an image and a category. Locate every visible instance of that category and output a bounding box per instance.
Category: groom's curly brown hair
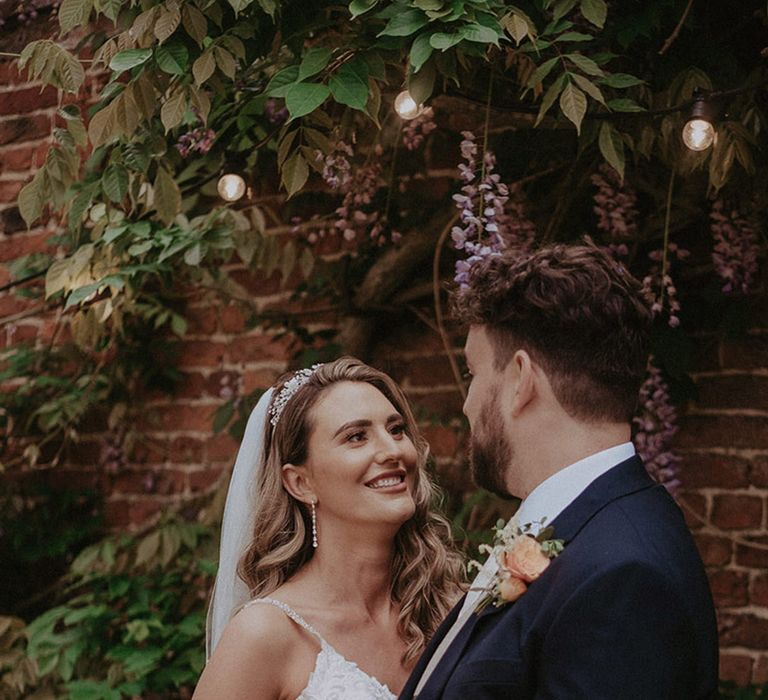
[454,243,653,423]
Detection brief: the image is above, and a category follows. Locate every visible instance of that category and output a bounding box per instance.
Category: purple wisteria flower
[451,131,534,288]
[710,200,761,294]
[633,362,681,496]
[176,126,216,158]
[591,163,638,260]
[265,98,289,125]
[402,107,437,151]
[642,243,689,328]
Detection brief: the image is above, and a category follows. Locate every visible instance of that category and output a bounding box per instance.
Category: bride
[193,357,464,699]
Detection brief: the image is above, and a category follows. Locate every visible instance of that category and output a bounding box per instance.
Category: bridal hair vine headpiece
[269,364,324,427]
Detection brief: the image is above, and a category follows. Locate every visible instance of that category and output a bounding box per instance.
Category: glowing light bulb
[394,90,424,120]
[682,118,715,151]
[217,173,246,202]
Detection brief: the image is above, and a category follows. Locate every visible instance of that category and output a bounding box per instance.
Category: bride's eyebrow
[332,414,403,438]
[333,419,371,438]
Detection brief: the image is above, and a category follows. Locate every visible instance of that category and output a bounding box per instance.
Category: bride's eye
[390,422,406,437]
[347,430,366,443]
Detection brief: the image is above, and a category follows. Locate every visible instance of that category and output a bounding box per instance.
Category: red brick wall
[2,43,768,687]
[679,305,768,685]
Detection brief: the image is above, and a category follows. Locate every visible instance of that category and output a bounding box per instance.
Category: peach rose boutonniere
[469,518,564,613]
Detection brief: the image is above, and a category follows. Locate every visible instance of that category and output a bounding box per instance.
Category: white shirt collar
[514,442,636,533]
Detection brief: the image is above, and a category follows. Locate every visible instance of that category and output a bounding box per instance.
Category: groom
[401,244,719,699]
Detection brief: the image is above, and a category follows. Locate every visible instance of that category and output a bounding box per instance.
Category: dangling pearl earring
[311,501,318,548]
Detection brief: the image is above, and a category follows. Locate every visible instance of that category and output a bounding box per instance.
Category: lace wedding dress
[245,598,397,700]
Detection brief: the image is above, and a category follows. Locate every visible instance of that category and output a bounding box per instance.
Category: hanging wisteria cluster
[402,107,438,151]
[451,131,535,288]
[176,126,216,158]
[311,141,400,246]
[591,163,638,259]
[641,243,689,328]
[710,199,761,294]
[633,363,681,496]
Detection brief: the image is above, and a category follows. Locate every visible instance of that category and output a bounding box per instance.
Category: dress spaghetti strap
[244,597,324,641]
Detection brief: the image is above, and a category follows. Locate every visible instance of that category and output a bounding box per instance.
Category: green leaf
[600,72,645,88]
[102,164,128,202]
[526,56,558,88]
[214,47,237,80]
[154,168,181,225]
[429,32,465,50]
[571,73,605,105]
[559,82,587,133]
[565,52,604,76]
[18,169,47,227]
[535,72,566,126]
[155,42,189,75]
[350,0,378,17]
[329,59,370,111]
[228,0,254,13]
[109,48,152,73]
[135,531,161,567]
[607,98,644,112]
[193,51,216,86]
[557,31,593,41]
[410,32,434,72]
[285,82,330,119]
[257,0,276,16]
[59,0,94,33]
[378,9,429,37]
[266,65,300,98]
[461,22,502,45]
[154,3,181,43]
[598,121,625,180]
[298,47,332,81]
[281,151,309,197]
[408,59,435,105]
[160,90,187,132]
[552,0,578,22]
[45,258,71,297]
[580,0,607,28]
[182,5,207,45]
[213,402,234,433]
[502,12,532,45]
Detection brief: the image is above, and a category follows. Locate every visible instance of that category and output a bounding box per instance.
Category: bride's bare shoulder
[226,599,300,647]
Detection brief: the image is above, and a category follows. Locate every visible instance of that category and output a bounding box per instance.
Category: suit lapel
[547,455,655,544]
[400,595,464,699]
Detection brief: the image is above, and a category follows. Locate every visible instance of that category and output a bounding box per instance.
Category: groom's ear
[281,464,316,504]
[508,349,536,416]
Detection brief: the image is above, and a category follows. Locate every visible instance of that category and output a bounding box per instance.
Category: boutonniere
[469,518,564,613]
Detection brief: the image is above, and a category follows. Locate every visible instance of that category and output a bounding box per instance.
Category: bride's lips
[364,469,408,493]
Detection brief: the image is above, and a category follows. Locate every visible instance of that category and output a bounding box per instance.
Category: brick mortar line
[716,605,768,619]
[679,447,768,457]
[691,369,768,379]
[682,408,768,418]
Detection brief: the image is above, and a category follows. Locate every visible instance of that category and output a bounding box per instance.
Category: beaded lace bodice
[245,598,397,700]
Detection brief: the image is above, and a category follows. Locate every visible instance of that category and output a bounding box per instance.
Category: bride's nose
[373,430,405,463]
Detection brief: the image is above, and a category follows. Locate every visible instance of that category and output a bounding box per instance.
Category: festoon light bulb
[394,90,424,120]
[217,172,247,202]
[682,94,717,152]
[682,119,716,151]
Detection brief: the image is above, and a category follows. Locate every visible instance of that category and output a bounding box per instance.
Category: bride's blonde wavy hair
[238,356,465,665]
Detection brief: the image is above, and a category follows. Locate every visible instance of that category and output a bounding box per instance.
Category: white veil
[205,388,274,660]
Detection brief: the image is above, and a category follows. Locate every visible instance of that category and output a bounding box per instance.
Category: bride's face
[302,380,418,530]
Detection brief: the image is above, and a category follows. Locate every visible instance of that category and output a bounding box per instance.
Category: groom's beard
[469,389,513,498]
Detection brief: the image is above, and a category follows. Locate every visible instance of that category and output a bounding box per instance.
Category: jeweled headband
[268,364,324,427]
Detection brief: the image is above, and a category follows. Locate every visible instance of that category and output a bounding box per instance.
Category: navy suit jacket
[401,457,719,699]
